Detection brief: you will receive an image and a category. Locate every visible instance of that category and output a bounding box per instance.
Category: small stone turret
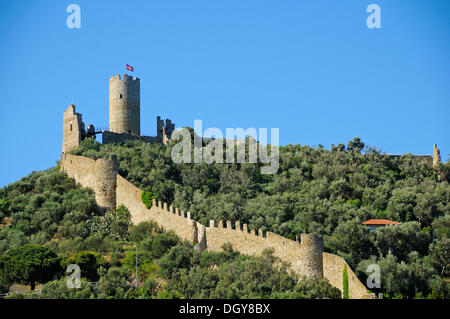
[433,144,441,169]
[94,154,118,212]
[298,234,324,279]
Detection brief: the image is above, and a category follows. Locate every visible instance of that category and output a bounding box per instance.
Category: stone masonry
[62,104,85,153]
[109,74,141,135]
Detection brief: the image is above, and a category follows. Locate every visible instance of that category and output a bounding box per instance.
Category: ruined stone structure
[381,144,442,169]
[157,116,175,144]
[62,104,86,153]
[62,74,175,153]
[433,144,441,169]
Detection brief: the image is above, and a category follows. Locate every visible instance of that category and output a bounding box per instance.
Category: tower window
[70,124,73,131]
[120,94,122,99]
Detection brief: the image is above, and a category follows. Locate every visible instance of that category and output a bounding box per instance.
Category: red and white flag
[126,64,134,72]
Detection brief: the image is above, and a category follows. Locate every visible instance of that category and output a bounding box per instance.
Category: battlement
[109,74,140,82]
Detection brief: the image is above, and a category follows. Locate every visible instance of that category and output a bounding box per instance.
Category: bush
[141,191,158,209]
[61,251,108,281]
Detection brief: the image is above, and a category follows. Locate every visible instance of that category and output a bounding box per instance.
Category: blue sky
[0,0,449,187]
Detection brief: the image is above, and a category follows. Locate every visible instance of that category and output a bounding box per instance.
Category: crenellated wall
[205,219,302,272]
[115,174,197,242]
[59,153,370,299]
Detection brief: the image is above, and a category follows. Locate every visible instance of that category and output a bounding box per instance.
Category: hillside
[0,166,340,299]
[1,136,449,298]
[68,135,450,298]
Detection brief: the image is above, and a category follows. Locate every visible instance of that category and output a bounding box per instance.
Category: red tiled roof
[362,219,401,225]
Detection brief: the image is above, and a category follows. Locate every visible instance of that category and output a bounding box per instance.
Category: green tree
[0,244,62,290]
[429,237,450,276]
[97,267,131,299]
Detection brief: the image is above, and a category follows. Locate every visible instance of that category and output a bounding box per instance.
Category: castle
[62,74,175,154]
[60,74,443,299]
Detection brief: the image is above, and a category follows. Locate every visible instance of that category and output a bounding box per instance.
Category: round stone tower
[109,74,140,135]
[94,154,118,212]
[298,234,324,279]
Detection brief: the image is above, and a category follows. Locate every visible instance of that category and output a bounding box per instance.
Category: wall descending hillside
[323,253,368,299]
[116,175,198,242]
[60,153,370,299]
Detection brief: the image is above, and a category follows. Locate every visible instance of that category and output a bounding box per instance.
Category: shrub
[141,191,158,209]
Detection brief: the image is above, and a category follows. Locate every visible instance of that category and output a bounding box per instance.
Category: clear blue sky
[0,0,449,187]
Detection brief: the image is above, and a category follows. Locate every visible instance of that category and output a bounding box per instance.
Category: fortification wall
[206,221,300,270]
[60,153,369,298]
[323,252,368,299]
[205,220,302,272]
[102,131,160,145]
[60,153,96,189]
[116,175,196,242]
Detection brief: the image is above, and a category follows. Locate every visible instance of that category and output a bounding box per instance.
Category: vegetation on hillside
[0,134,449,298]
[0,167,339,298]
[69,135,450,298]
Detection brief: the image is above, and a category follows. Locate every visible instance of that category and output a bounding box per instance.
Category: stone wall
[116,175,197,241]
[205,220,302,272]
[323,252,368,299]
[60,153,96,189]
[102,131,160,145]
[59,153,370,299]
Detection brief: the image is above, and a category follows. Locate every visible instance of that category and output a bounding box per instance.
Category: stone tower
[62,104,85,153]
[109,74,140,135]
[433,144,441,169]
[94,154,118,212]
[298,234,324,279]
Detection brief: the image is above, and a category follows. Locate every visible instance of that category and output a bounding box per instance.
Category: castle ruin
[60,73,443,299]
[62,74,175,154]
